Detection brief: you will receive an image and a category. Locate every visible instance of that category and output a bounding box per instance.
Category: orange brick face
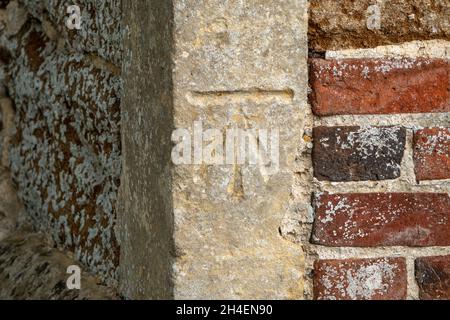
[309,58,450,116]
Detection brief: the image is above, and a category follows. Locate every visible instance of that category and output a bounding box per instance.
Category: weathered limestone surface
[0,163,116,299]
[0,232,118,300]
[19,0,122,65]
[309,0,450,51]
[119,1,174,299]
[120,0,308,299]
[0,1,122,285]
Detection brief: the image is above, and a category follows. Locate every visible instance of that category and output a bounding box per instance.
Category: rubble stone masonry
[0,0,122,287]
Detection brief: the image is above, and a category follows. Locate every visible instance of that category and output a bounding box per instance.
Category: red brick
[312,193,450,247]
[314,258,407,300]
[309,58,450,115]
[416,256,450,300]
[414,128,450,181]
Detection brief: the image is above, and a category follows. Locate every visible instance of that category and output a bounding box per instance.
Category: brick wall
[309,58,450,300]
[307,1,450,300]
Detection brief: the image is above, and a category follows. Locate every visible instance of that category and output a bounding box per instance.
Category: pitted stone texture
[3,1,27,37]
[313,126,406,181]
[119,0,175,299]
[171,0,307,300]
[0,165,116,299]
[19,0,122,65]
[415,255,450,300]
[121,0,308,299]
[312,193,450,247]
[309,58,450,116]
[0,168,24,242]
[7,23,121,285]
[309,0,450,51]
[0,232,117,299]
[314,258,407,300]
[414,128,450,181]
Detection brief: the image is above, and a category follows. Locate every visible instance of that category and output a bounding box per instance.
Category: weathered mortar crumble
[326,40,450,60]
[0,0,123,286]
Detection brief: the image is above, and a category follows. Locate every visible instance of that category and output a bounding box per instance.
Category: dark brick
[309,58,450,115]
[314,258,407,300]
[414,128,450,181]
[313,126,406,181]
[416,256,450,300]
[312,193,450,247]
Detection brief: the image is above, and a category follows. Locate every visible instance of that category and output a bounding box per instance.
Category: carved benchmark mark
[186,89,294,106]
[227,165,245,201]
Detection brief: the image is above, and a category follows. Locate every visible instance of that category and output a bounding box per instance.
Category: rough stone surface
[0,97,14,167]
[309,0,450,51]
[0,232,118,299]
[313,258,407,300]
[309,58,449,116]
[313,126,406,181]
[120,0,308,299]
[8,25,121,284]
[119,0,174,299]
[415,255,450,300]
[413,128,450,181]
[0,163,117,300]
[312,193,450,247]
[1,1,122,285]
[19,0,123,65]
[0,167,24,242]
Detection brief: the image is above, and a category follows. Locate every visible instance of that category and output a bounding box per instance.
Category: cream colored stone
[120,0,309,299]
